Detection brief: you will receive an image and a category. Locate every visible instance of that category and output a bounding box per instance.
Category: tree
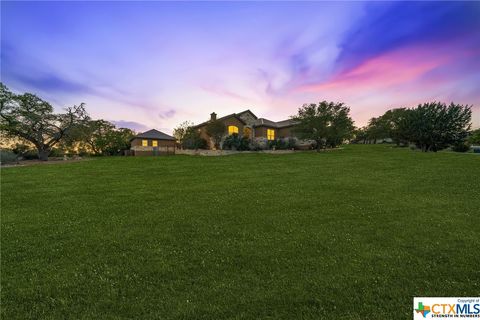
[68,120,134,155]
[206,119,226,149]
[182,126,207,150]
[292,101,354,151]
[352,127,368,144]
[468,128,480,145]
[173,121,194,147]
[0,83,88,160]
[404,102,471,152]
[382,108,410,146]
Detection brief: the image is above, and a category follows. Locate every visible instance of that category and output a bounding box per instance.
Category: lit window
[228,125,239,135]
[152,140,158,147]
[267,129,275,140]
[142,140,148,146]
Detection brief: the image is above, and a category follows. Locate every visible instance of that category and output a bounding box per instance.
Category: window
[142,140,148,146]
[267,129,275,140]
[228,125,239,135]
[152,140,158,147]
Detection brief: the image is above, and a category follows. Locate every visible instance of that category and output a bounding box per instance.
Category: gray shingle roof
[133,129,175,140]
[254,118,298,128]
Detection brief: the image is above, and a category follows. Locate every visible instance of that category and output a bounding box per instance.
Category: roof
[194,109,297,129]
[131,129,175,141]
[254,118,298,128]
[193,110,251,128]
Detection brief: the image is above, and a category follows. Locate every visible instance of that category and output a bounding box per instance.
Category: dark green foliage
[268,138,296,150]
[1,145,479,319]
[206,119,226,149]
[181,127,208,150]
[468,128,480,145]
[367,103,472,152]
[365,108,410,145]
[292,101,354,150]
[222,133,250,151]
[66,120,134,155]
[0,83,88,160]
[403,102,471,152]
[451,142,471,153]
[0,149,18,164]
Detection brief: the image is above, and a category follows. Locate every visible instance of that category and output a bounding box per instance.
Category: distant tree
[0,83,88,160]
[182,126,207,150]
[382,108,411,146]
[206,119,226,149]
[468,128,480,145]
[404,102,471,152]
[71,120,133,155]
[67,120,115,154]
[352,127,368,144]
[365,117,389,144]
[292,101,354,151]
[173,121,194,147]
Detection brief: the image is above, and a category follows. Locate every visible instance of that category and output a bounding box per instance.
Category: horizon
[1,1,480,134]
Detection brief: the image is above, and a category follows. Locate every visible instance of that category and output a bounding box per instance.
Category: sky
[1,1,480,133]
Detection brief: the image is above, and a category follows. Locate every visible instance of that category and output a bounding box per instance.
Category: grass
[1,145,479,319]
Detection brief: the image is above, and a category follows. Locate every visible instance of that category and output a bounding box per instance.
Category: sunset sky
[2,1,479,133]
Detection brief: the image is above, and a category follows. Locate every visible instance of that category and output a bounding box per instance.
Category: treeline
[353,102,478,152]
[0,83,134,161]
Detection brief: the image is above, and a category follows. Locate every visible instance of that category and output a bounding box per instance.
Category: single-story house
[129,129,176,156]
[194,109,299,149]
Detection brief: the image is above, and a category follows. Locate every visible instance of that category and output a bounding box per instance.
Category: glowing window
[142,140,148,146]
[228,125,239,135]
[152,140,158,147]
[267,129,275,140]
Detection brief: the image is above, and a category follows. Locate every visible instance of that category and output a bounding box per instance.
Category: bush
[0,149,19,164]
[268,138,296,150]
[452,142,470,153]
[11,143,38,159]
[49,148,64,157]
[183,137,207,150]
[222,134,250,151]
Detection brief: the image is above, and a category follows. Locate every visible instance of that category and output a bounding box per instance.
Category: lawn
[1,145,479,319]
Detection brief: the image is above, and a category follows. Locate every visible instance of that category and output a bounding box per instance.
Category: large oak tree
[0,83,88,160]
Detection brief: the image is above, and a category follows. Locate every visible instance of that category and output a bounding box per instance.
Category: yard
[1,145,479,319]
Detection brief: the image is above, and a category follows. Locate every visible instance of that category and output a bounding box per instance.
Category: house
[194,109,298,149]
[129,129,176,156]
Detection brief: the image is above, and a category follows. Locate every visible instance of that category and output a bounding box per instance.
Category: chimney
[210,112,217,121]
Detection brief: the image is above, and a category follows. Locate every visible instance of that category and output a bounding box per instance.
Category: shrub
[49,148,64,157]
[269,138,296,150]
[223,134,251,151]
[452,142,470,153]
[0,149,18,164]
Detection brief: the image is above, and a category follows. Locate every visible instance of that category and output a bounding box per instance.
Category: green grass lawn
[1,145,479,319]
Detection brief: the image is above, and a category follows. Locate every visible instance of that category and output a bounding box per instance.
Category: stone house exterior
[194,110,300,149]
[129,129,176,156]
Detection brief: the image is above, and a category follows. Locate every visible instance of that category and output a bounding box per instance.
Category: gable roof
[254,118,298,128]
[132,129,175,141]
[194,109,297,129]
[194,110,252,128]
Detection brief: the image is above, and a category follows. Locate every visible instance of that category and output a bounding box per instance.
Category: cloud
[110,120,149,133]
[158,109,176,119]
[200,84,250,102]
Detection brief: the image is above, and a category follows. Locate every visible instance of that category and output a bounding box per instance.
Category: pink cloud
[295,45,452,94]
